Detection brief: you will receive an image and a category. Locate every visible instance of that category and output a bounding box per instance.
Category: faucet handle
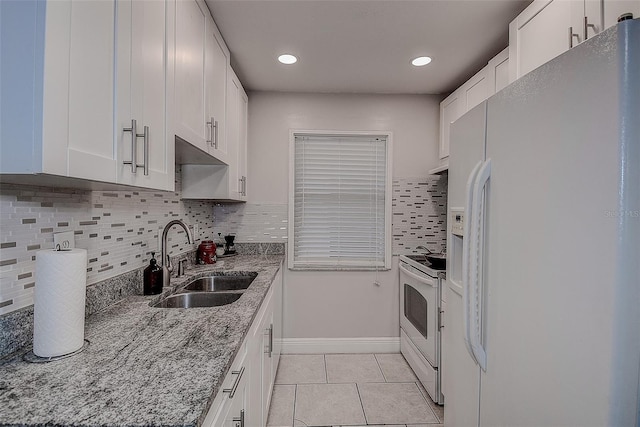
[166,254,173,273]
[177,259,188,277]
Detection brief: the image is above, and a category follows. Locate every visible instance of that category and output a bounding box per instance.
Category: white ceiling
[205,0,532,95]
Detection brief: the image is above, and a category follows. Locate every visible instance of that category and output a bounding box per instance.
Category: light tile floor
[267,353,444,427]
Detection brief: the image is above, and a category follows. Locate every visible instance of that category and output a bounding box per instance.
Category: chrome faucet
[161,220,193,288]
[416,245,431,254]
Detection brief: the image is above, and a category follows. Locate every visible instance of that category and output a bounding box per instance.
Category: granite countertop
[0,255,284,427]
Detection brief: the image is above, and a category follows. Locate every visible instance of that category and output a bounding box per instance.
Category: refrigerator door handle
[463,161,483,365]
[469,159,492,372]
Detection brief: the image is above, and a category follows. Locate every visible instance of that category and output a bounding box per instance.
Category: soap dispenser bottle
[144,252,163,295]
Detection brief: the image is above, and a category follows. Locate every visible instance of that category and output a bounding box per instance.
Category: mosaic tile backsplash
[213,175,448,256]
[392,176,448,254]
[0,168,215,316]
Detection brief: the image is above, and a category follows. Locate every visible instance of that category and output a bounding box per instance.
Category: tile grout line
[323,354,328,383]
[354,382,369,426]
[373,353,388,383]
[414,381,440,423]
[291,384,297,427]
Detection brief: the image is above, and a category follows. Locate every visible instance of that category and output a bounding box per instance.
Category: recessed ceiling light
[412,56,432,67]
[278,54,298,65]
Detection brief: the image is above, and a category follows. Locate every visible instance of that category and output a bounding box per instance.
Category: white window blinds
[290,133,391,270]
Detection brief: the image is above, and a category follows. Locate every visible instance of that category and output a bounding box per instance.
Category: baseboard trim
[280,337,400,354]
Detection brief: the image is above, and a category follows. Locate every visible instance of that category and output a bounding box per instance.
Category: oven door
[400,262,438,367]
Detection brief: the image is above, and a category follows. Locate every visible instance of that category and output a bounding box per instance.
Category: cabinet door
[237,89,248,201]
[65,0,118,182]
[226,70,242,198]
[261,314,274,422]
[271,266,283,384]
[439,91,463,160]
[205,16,229,163]
[223,374,247,427]
[117,0,172,190]
[487,48,510,95]
[247,287,273,427]
[509,0,578,80]
[175,0,207,150]
[461,68,489,112]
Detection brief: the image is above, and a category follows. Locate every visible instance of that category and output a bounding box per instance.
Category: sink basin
[183,272,257,292]
[153,292,242,308]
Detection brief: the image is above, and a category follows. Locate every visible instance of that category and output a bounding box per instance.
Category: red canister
[197,240,217,264]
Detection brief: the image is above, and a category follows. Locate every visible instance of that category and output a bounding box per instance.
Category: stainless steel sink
[153,292,242,308]
[182,272,257,292]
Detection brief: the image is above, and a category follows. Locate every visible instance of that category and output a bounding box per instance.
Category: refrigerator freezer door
[444,101,487,427]
[478,20,640,427]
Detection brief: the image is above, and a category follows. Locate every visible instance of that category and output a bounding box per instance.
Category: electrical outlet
[193,223,199,238]
[53,231,75,250]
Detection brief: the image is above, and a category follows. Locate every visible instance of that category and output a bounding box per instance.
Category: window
[288,131,392,270]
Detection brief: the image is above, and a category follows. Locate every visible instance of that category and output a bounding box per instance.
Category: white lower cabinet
[203,345,248,427]
[203,265,283,427]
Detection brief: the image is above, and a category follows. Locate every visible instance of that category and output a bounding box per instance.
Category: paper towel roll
[33,249,88,358]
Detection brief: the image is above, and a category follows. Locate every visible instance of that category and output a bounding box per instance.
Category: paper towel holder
[23,339,90,363]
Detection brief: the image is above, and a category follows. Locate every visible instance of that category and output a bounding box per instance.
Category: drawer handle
[223,366,244,398]
[232,409,245,427]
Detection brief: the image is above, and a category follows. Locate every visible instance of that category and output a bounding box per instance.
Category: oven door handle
[399,263,437,287]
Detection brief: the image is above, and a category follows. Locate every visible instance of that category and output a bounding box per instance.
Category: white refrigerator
[444,19,640,427]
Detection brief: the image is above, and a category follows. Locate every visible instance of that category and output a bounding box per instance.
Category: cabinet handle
[568,27,581,48]
[206,119,212,144]
[213,119,218,149]
[232,409,245,427]
[269,324,273,358]
[123,120,148,175]
[142,125,149,176]
[242,176,247,196]
[123,119,138,174]
[207,117,218,148]
[584,16,597,40]
[222,366,244,398]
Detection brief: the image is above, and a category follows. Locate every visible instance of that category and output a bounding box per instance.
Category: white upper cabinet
[1,0,173,190]
[439,91,463,160]
[116,0,174,191]
[174,0,231,163]
[436,47,510,164]
[509,0,578,81]
[460,68,490,113]
[205,15,230,163]
[175,0,207,152]
[487,48,510,94]
[509,0,638,81]
[1,0,118,184]
[181,66,248,202]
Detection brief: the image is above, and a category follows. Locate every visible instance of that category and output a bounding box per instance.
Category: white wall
[247,92,441,341]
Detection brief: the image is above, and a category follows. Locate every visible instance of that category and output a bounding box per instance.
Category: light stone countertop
[0,255,284,427]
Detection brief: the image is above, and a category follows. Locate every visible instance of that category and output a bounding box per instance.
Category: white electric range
[399,254,445,405]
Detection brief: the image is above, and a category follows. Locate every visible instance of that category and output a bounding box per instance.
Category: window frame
[288,130,393,271]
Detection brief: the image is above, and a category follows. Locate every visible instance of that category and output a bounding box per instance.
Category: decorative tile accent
[392,176,448,255]
[0,167,215,316]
